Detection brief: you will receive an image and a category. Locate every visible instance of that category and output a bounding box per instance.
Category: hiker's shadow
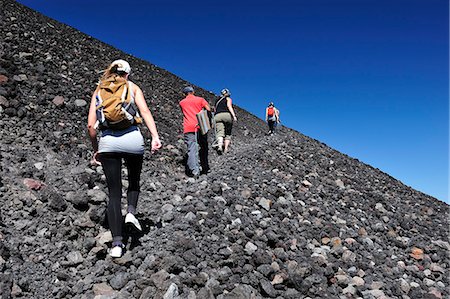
[122,216,154,250]
[181,153,191,176]
[101,214,155,250]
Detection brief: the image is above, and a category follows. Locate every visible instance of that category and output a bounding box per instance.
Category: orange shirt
[179,94,209,133]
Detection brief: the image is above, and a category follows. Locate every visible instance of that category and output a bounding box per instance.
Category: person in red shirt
[265,101,280,135]
[179,86,211,177]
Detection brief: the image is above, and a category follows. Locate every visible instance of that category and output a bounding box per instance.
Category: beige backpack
[95,75,142,130]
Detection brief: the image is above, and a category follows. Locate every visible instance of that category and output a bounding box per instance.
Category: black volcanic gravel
[0,1,449,298]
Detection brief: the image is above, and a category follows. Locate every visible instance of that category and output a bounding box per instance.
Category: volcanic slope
[0,1,448,298]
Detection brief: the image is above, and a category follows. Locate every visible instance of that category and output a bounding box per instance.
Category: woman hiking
[87,59,161,258]
[265,101,279,135]
[213,88,237,153]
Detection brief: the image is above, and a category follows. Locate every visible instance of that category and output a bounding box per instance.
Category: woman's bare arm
[87,89,99,152]
[134,85,162,152]
[227,97,237,121]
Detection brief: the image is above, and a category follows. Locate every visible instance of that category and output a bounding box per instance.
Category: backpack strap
[215,95,226,110]
[120,82,128,103]
[95,92,106,124]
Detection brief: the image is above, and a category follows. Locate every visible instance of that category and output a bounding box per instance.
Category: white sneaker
[110,246,123,258]
[125,213,142,231]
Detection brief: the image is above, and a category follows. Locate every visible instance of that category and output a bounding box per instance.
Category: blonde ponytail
[100,63,120,81]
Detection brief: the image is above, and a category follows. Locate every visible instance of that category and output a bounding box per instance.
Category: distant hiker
[213,88,237,154]
[87,59,162,258]
[179,86,211,177]
[265,102,280,135]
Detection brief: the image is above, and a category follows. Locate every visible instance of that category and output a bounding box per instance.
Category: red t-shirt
[179,94,209,133]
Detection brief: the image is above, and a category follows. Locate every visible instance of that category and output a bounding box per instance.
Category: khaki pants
[214,112,233,140]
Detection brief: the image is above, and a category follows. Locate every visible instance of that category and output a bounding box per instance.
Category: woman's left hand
[151,137,162,153]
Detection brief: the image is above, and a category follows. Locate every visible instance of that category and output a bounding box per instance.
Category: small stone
[140,286,157,299]
[429,263,445,273]
[362,290,385,298]
[185,212,196,221]
[74,99,87,107]
[150,270,170,289]
[245,242,258,255]
[410,247,424,260]
[361,237,373,247]
[0,75,8,83]
[399,278,410,293]
[342,250,356,263]
[336,216,349,225]
[375,203,385,212]
[110,271,129,290]
[370,281,384,289]
[163,283,179,299]
[260,279,277,298]
[289,239,298,250]
[301,180,312,187]
[331,237,342,248]
[348,267,357,274]
[271,262,280,272]
[231,218,242,226]
[66,191,89,208]
[23,178,45,190]
[0,95,8,107]
[345,238,357,245]
[114,252,133,266]
[13,74,28,81]
[66,251,84,266]
[357,269,365,277]
[335,179,345,189]
[19,52,33,58]
[342,285,356,295]
[358,227,368,236]
[410,282,420,288]
[424,278,435,286]
[335,274,350,286]
[96,231,112,245]
[241,189,252,199]
[48,191,67,212]
[321,237,330,245]
[258,198,271,211]
[271,274,285,285]
[428,288,443,299]
[53,96,65,107]
[87,189,107,203]
[93,283,116,296]
[11,284,22,297]
[352,276,364,286]
[219,247,233,257]
[397,261,406,269]
[34,162,44,170]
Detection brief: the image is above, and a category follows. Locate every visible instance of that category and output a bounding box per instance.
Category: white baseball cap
[111,59,131,73]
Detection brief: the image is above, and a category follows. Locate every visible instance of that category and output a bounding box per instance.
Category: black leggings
[268,120,276,133]
[99,152,143,242]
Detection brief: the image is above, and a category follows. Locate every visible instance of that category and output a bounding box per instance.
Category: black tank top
[215,96,230,114]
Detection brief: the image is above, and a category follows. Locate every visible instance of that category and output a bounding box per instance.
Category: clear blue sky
[17,0,449,202]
